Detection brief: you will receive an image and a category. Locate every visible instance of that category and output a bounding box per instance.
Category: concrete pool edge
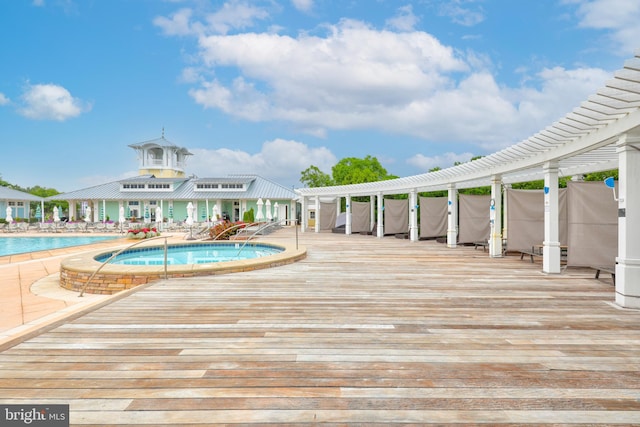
[59,240,307,294]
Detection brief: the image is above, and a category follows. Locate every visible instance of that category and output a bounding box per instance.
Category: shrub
[126,227,160,239]
[243,208,255,223]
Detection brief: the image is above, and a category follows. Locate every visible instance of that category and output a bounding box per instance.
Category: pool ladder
[79,235,170,297]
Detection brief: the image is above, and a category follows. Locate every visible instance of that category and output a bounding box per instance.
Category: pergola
[296,50,640,309]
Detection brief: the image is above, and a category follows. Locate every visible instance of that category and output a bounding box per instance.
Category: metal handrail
[236,218,298,257]
[211,221,261,241]
[79,235,169,297]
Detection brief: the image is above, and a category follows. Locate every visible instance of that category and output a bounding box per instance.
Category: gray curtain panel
[419,196,447,238]
[383,198,409,235]
[458,194,490,243]
[506,188,568,252]
[350,201,371,233]
[566,181,618,267]
[319,201,337,231]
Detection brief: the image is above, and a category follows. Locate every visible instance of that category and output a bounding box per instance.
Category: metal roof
[47,174,297,201]
[0,186,44,202]
[128,136,193,156]
[296,50,640,198]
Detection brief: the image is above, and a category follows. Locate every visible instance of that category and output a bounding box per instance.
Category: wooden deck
[1,228,639,425]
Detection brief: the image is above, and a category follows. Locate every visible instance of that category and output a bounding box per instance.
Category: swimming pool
[95,242,283,265]
[60,240,307,294]
[0,236,120,257]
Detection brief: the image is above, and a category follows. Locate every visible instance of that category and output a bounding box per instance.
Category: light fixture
[603,177,622,202]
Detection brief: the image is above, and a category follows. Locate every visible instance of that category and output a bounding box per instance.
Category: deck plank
[1,228,639,425]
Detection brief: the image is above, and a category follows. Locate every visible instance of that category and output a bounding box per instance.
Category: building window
[122,184,146,189]
[196,183,219,190]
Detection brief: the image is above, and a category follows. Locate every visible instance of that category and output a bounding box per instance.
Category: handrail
[236,218,297,257]
[79,235,169,297]
[210,221,261,241]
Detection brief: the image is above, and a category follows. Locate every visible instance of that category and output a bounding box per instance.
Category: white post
[370,195,376,232]
[503,184,511,241]
[543,162,561,274]
[345,195,352,235]
[300,197,307,232]
[315,196,320,233]
[615,133,640,308]
[409,189,418,242]
[489,175,503,257]
[377,192,384,238]
[447,184,458,248]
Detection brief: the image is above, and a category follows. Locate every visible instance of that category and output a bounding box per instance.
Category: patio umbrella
[186,202,194,226]
[256,198,264,221]
[85,206,92,222]
[5,206,13,223]
[119,206,126,224]
[144,205,150,221]
[273,202,279,221]
[155,206,163,224]
[201,207,206,221]
[35,205,41,220]
[53,206,60,222]
[212,204,219,221]
[265,199,272,221]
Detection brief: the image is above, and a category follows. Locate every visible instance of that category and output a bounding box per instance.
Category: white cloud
[570,0,640,54]
[291,0,313,13]
[155,2,270,36]
[18,83,91,121]
[160,7,612,153]
[154,8,195,36]
[190,19,468,132]
[385,5,419,32]
[0,93,9,106]
[438,0,485,27]
[187,139,337,186]
[407,152,475,171]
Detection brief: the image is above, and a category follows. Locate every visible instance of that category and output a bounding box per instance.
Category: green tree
[300,165,334,188]
[331,156,396,185]
[584,169,618,182]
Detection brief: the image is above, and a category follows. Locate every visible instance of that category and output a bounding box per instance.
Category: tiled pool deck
[1,227,639,425]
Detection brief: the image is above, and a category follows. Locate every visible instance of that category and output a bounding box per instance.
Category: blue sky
[1,0,638,192]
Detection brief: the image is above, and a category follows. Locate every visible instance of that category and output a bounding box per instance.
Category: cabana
[296,50,640,309]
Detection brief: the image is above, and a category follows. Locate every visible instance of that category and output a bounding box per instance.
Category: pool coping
[59,239,307,294]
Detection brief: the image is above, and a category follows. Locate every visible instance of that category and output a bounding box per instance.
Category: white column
[447,184,458,248]
[314,196,320,233]
[370,195,376,231]
[503,184,511,241]
[300,197,307,232]
[409,189,418,242]
[69,201,76,221]
[543,162,561,274]
[489,176,503,257]
[345,195,352,235]
[376,192,384,238]
[615,133,640,308]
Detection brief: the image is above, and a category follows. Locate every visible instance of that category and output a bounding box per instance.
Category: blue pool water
[0,236,119,257]
[96,243,283,265]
